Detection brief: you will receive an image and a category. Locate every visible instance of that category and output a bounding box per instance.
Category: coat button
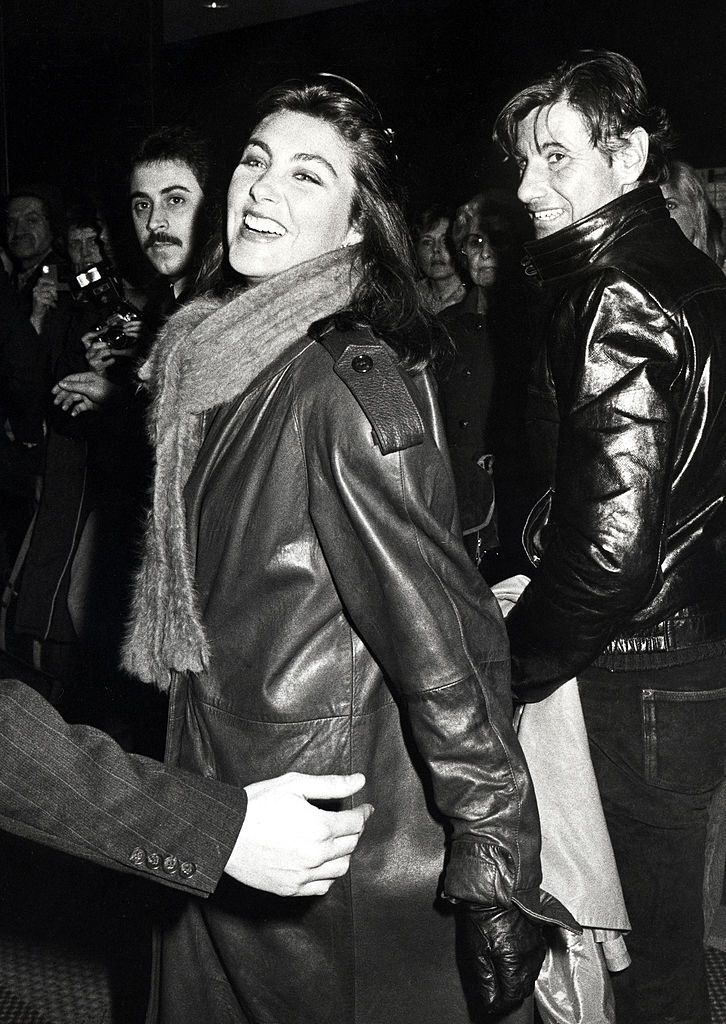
[129,846,145,867]
[162,855,179,874]
[458,419,470,429]
[146,851,161,869]
[180,861,197,878]
[351,354,373,374]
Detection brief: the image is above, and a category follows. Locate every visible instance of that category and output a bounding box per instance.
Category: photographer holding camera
[54,127,213,415]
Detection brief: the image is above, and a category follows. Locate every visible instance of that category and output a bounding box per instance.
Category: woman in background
[438,191,545,583]
[413,204,466,312]
[661,159,726,269]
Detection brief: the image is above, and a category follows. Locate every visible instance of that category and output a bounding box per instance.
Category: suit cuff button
[146,851,161,869]
[129,846,146,867]
[179,861,197,878]
[162,855,179,874]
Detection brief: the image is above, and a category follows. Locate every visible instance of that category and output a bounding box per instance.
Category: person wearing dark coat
[121,77,556,1024]
[437,196,545,582]
[0,267,47,579]
[495,50,726,1023]
[437,284,498,563]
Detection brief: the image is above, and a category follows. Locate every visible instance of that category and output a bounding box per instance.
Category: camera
[71,261,141,346]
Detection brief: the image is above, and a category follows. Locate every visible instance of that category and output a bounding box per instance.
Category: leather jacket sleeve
[304,365,542,917]
[507,269,682,697]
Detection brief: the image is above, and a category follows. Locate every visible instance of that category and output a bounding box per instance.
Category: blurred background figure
[0,195,154,749]
[437,189,545,583]
[0,185,69,581]
[661,160,724,264]
[0,268,45,585]
[412,204,466,312]
[435,214,500,570]
[660,159,726,968]
[5,185,73,346]
[66,202,148,313]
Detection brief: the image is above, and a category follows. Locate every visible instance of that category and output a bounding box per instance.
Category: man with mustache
[76,126,212,382]
[129,125,211,314]
[57,126,213,407]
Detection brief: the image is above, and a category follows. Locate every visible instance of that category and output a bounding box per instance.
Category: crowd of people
[0,49,725,1024]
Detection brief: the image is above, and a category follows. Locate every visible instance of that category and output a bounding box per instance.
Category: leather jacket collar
[522,183,669,284]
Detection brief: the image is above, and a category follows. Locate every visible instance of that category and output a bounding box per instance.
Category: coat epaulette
[310,320,425,455]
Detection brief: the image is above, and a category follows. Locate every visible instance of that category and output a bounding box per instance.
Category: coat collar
[521,183,669,284]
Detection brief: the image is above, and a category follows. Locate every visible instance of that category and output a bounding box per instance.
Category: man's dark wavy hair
[129,126,212,194]
[196,76,442,370]
[493,50,674,184]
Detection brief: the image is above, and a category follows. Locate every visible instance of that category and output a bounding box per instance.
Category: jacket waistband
[596,605,726,670]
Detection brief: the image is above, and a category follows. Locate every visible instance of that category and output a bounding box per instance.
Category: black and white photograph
[0,1,725,1021]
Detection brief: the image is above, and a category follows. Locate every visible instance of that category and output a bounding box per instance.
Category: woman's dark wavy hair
[196,76,442,369]
[493,50,674,184]
[130,126,212,196]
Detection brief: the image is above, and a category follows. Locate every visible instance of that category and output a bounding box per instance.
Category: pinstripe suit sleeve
[0,677,246,895]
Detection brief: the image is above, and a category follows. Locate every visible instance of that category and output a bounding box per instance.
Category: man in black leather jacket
[494,51,726,1024]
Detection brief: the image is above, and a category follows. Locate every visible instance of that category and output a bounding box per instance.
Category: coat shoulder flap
[309,318,425,456]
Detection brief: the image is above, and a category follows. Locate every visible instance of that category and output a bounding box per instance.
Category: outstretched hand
[225,772,373,896]
[52,371,121,415]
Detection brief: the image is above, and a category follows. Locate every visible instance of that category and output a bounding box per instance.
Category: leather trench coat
[150,323,543,1024]
[506,184,726,696]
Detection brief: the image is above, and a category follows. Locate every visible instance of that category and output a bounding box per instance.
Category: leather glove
[456,903,546,1017]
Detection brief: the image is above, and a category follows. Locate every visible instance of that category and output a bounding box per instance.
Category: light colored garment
[493,575,630,1023]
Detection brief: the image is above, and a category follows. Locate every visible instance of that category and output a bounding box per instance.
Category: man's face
[6,196,53,267]
[514,101,625,239]
[129,159,205,280]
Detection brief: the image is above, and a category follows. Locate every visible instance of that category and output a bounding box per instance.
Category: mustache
[145,233,182,249]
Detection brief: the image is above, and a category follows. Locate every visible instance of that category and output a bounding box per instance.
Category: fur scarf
[122,245,360,687]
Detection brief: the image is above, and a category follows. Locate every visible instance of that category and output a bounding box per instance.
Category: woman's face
[67,226,106,273]
[415,218,456,280]
[227,110,362,282]
[461,229,499,290]
[661,184,698,244]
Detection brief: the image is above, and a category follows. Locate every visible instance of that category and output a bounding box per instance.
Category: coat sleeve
[0,677,246,894]
[303,355,542,916]
[506,270,682,696]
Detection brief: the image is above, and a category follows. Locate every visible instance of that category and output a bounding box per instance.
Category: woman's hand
[225,772,373,895]
[52,371,121,415]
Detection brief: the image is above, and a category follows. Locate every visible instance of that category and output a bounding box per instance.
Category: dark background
[2,0,726,213]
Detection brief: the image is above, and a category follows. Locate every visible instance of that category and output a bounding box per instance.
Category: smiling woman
[226,109,362,281]
[122,75,549,1024]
